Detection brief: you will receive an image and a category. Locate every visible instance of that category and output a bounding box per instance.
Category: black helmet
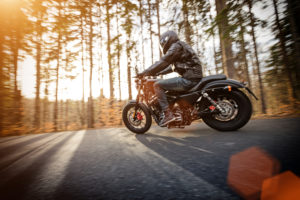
[159,30,179,54]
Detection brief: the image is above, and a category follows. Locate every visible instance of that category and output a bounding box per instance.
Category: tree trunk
[80,11,85,127]
[12,42,19,97]
[116,3,122,100]
[182,0,192,45]
[11,32,22,126]
[127,39,132,100]
[272,0,295,101]
[193,7,200,56]
[247,0,266,113]
[106,1,114,100]
[209,10,220,74]
[65,100,69,129]
[43,77,49,131]
[97,5,104,99]
[212,34,218,74]
[215,0,236,79]
[287,0,300,93]
[238,16,252,90]
[147,0,154,64]
[240,32,252,90]
[156,0,161,57]
[88,1,94,128]
[53,3,62,131]
[138,0,146,69]
[35,18,42,130]
[59,99,64,130]
[0,27,4,135]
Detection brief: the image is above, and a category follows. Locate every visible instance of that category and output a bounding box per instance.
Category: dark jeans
[153,77,197,111]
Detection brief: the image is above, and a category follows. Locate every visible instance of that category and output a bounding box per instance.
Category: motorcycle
[122,74,258,134]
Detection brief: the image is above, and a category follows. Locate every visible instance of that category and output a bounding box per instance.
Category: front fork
[133,85,142,120]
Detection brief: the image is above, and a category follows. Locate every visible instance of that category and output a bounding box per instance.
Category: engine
[168,104,194,128]
[146,91,198,128]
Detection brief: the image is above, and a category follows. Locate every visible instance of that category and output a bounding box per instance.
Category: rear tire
[201,90,252,131]
[122,102,152,134]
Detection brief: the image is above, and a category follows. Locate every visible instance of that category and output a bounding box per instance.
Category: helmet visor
[160,36,169,49]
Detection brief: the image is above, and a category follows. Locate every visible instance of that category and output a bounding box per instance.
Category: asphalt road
[0,118,299,200]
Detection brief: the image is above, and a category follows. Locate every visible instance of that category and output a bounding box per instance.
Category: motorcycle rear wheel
[122,102,152,134]
[201,90,252,131]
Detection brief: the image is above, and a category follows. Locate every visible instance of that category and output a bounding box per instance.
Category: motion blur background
[0,0,299,135]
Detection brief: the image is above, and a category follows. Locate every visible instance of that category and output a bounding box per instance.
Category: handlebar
[133,75,158,79]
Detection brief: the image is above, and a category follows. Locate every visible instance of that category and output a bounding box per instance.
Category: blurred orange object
[261,171,300,200]
[227,146,280,199]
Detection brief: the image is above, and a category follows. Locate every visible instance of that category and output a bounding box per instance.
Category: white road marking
[189,146,214,154]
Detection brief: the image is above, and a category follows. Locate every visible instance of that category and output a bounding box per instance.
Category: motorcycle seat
[188,74,227,92]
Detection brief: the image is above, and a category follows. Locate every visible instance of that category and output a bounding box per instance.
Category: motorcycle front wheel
[122,102,152,134]
[201,89,252,131]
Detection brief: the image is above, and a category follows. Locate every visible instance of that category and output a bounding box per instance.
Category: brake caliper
[209,105,216,111]
[136,112,143,120]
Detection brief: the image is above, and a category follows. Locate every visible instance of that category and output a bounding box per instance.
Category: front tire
[201,90,252,131]
[122,102,152,134]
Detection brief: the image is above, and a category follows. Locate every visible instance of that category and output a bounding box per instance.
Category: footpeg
[175,116,182,121]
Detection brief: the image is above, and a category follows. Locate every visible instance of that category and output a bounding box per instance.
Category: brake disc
[214,98,238,121]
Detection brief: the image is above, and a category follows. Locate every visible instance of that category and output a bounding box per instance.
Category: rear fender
[202,79,258,100]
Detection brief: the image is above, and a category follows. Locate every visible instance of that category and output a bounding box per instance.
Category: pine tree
[156,0,161,57]
[287,0,300,98]
[29,0,49,130]
[181,0,193,45]
[272,0,295,101]
[6,0,31,128]
[87,0,96,128]
[97,3,105,99]
[147,0,154,64]
[77,0,87,127]
[115,2,122,100]
[208,9,223,74]
[138,0,146,69]
[105,0,115,102]
[42,64,50,131]
[121,0,138,100]
[215,0,236,79]
[235,1,252,89]
[0,1,5,134]
[246,0,266,113]
[52,0,63,131]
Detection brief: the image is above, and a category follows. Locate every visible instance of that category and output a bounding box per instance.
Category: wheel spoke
[213,96,238,122]
[126,107,147,129]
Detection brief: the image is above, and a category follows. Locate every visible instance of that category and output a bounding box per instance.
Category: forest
[0,0,299,136]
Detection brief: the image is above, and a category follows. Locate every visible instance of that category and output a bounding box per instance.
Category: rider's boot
[159,109,175,127]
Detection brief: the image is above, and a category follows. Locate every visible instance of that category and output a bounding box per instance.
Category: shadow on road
[135,130,241,198]
[0,132,77,200]
[135,118,300,199]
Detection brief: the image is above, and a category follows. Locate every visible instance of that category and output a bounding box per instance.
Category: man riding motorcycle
[138,30,203,126]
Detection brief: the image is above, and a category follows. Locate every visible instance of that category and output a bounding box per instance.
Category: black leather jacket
[142,41,203,80]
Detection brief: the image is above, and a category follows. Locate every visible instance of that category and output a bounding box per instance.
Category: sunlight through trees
[0,0,299,135]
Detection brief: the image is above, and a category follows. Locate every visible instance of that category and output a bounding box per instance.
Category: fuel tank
[145,79,159,94]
